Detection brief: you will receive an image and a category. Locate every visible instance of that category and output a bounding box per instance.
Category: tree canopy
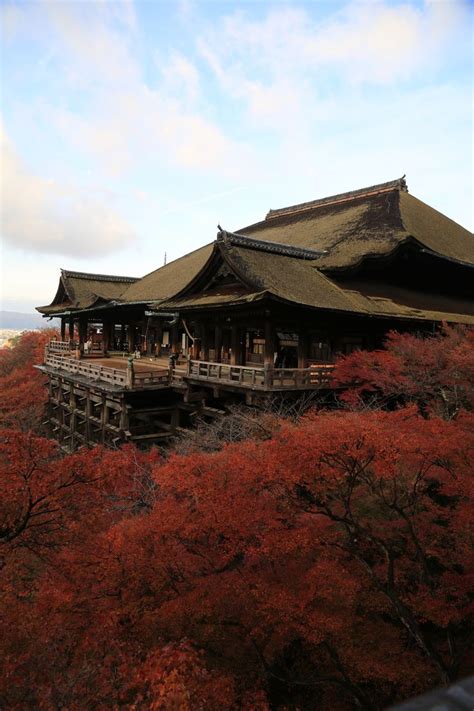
[0,328,472,710]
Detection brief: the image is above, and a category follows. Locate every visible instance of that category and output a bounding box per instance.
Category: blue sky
[1,0,472,313]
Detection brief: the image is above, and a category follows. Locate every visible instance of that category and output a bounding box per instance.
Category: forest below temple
[1,327,473,710]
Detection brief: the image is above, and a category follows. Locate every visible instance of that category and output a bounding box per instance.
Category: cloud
[12,1,252,179]
[159,51,200,103]
[199,0,470,86]
[46,83,253,179]
[45,0,140,88]
[0,125,136,257]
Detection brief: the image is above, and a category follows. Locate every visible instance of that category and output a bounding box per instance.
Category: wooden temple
[36,177,474,452]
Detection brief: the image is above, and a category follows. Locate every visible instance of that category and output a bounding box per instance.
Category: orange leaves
[1,326,473,708]
[123,642,238,711]
[333,325,474,419]
[0,329,58,432]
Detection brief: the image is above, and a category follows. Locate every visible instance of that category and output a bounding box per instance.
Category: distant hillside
[0,311,59,330]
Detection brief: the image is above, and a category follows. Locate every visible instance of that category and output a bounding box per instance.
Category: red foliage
[0,329,58,431]
[332,326,474,418]
[1,409,472,709]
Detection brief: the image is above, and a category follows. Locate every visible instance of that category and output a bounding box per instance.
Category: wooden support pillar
[85,389,91,445]
[155,322,162,357]
[171,324,179,355]
[109,321,115,352]
[215,324,222,363]
[136,324,143,354]
[68,317,74,346]
[170,407,180,433]
[78,316,87,357]
[230,324,239,366]
[60,318,66,341]
[101,394,108,444]
[127,325,135,353]
[191,337,200,360]
[264,315,275,367]
[126,356,134,389]
[264,363,273,389]
[146,327,154,355]
[119,397,129,432]
[69,384,76,449]
[102,320,110,354]
[298,331,308,369]
[201,325,209,361]
[120,324,126,350]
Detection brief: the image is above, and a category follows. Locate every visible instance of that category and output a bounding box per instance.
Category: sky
[1,0,473,314]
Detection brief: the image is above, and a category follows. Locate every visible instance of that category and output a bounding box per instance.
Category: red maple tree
[0,329,58,432]
[2,409,471,709]
[1,328,472,709]
[332,325,474,418]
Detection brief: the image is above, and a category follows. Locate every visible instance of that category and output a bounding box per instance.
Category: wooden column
[155,322,162,357]
[60,318,66,341]
[109,322,116,351]
[68,317,75,346]
[230,324,239,365]
[264,315,275,367]
[137,324,143,354]
[147,326,154,355]
[102,320,110,354]
[215,324,222,363]
[201,324,209,361]
[171,324,179,355]
[85,389,91,445]
[127,325,135,353]
[119,396,129,432]
[120,324,126,350]
[78,316,87,356]
[100,394,108,444]
[298,332,308,369]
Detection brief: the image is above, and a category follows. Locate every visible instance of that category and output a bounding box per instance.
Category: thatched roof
[238,178,474,270]
[37,270,138,315]
[120,244,213,303]
[158,241,474,325]
[37,178,473,327]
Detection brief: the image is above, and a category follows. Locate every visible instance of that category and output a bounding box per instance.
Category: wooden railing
[187,360,335,390]
[48,339,75,352]
[133,369,170,388]
[43,352,334,392]
[44,353,170,390]
[44,353,128,386]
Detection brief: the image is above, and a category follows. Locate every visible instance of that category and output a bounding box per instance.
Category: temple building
[36,177,474,451]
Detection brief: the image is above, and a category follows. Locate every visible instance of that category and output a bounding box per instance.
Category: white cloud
[0,125,136,256]
[44,0,140,88]
[159,51,200,103]
[46,82,254,178]
[199,0,470,86]
[12,1,252,179]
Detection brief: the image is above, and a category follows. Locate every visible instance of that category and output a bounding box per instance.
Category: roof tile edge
[266,176,408,220]
[61,269,139,283]
[217,229,326,260]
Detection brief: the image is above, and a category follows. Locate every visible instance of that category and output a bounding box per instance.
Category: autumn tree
[3,408,470,709]
[332,325,474,418]
[0,329,58,432]
[1,327,472,709]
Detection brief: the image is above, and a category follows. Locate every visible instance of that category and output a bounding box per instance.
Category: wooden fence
[44,353,170,390]
[48,339,75,353]
[43,351,334,392]
[187,360,335,390]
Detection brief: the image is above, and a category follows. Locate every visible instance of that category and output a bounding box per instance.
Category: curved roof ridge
[266,176,408,220]
[217,229,326,260]
[61,269,138,283]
